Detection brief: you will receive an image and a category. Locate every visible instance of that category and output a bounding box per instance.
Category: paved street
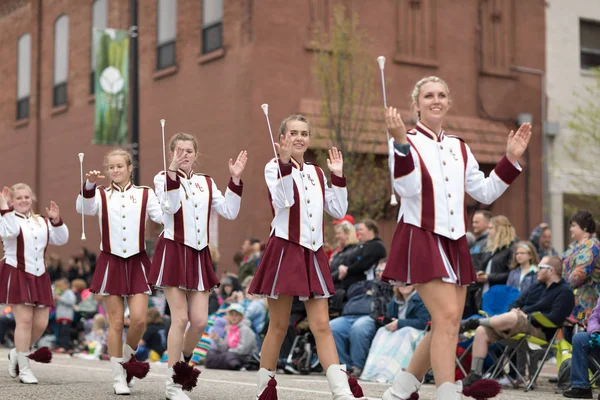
[0,348,580,400]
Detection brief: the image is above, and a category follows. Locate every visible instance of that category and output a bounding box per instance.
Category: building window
[157,0,177,70]
[479,0,514,76]
[202,0,223,54]
[17,33,31,120]
[394,0,438,67]
[91,0,108,93]
[54,15,69,107]
[580,19,600,70]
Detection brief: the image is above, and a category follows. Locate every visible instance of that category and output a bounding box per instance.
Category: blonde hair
[92,314,107,332]
[510,240,539,270]
[71,279,87,292]
[169,132,198,153]
[279,115,311,137]
[486,215,516,254]
[410,76,451,120]
[104,148,134,183]
[334,221,359,245]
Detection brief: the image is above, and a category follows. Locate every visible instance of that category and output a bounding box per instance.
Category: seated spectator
[470,210,492,271]
[507,241,539,294]
[563,298,600,398]
[46,253,64,282]
[529,222,558,257]
[54,278,77,352]
[330,262,393,378]
[136,307,166,362]
[472,215,516,310]
[461,255,575,387]
[563,210,600,324]
[329,221,360,289]
[205,303,258,370]
[360,284,431,383]
[238,238,262,283]
[237,276,267,336]
[337,219,387,291]
[74,313,108,360]
[0,305,15,348]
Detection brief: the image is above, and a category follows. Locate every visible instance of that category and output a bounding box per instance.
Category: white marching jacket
[390,121,521,240]
[154,169,242,251]
[266,157,348,251]
[76,181,162,258]
[0,209,69,276]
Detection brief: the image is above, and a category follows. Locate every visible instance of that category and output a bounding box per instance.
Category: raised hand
[0,186,10,208]
[46,201,60,223]
[85,170,105,184]
[385,107,408,144]
[229,150,248,184]
[506,123,532,164]
[169,147,186,171]
[327,147,344,177]
[274,133,293,164]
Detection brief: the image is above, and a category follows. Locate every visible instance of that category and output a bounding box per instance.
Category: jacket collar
[176,169,194,179]
[290,157,304,171]
[415,121,445,142]
[14,211,32,219]
[110,181,133,192]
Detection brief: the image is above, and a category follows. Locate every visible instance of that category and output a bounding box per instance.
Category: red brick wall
[0,0,545,271]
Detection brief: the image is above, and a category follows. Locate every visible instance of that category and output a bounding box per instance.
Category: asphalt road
[0,348,579,399]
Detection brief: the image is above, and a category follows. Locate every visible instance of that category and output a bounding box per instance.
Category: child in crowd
[205,303,258,370]
[136,308,167,362]
[54,278,77,352]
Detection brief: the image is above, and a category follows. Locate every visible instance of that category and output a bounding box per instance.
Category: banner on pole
[93,28,129,145]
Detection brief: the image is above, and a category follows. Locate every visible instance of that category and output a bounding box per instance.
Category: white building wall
[546,0,600,252]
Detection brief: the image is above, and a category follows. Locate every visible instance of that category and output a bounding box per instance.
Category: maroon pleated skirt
[0,260,54,307]
[248,236,335,300]
[89,251,152,296]
[149,236,218,292]
[382,219,476,286]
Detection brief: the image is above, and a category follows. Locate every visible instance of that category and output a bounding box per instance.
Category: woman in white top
[0,183,69,384]
[76,148,162,395]
[381,76,531,400]
[149,132,247,400]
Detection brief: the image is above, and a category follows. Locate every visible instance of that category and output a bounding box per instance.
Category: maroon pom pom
[463,379,502,400]
[28,347,52,363]
[347,376,364,398]
[172,360,201,392]
[122,356,150,383]
[258,376,278,399]
[409,393,419,399]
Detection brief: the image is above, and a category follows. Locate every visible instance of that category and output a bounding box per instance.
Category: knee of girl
[109,318,125,332]
[129,318,146,333]
[189,318,207,333]
[19,319,33,330]
[309,319,332,338]
[172,315,189,329]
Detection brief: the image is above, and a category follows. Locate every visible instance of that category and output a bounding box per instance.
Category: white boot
[382,370,421,399]
[326,364,366,400]
[436,381,463,400]
[17,352,38,384]
[111,357,131,395]
[256,368,276,398]
[122,343,137,388]
[165,367,191,400]
[7,348,17,378]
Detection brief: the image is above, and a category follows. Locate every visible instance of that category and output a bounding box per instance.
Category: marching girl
[380,76,531,400]
[248,115,368,400]
[0,183,69,383]
[149,132,247,400]
[76,148,162,395]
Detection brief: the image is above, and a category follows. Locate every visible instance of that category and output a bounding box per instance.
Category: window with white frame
[157,0,177,69]
[17,33,31,120]
[580,19,600,70]
[202,0,223,54]
[54,15,69,107]
[90,0,108,93]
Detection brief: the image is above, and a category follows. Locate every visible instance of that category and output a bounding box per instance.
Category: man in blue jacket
[460,255,575,387]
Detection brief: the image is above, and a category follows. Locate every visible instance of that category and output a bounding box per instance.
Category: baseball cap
[227,303,245,316]
[333,215,355,225]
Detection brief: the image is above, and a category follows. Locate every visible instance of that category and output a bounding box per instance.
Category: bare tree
[311,4,391,221]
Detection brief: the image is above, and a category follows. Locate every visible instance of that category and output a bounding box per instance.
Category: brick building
[0,0,545,272]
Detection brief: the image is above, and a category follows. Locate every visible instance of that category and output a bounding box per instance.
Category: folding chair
[485,311,560,392]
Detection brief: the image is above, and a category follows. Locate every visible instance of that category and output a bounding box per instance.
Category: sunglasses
[538,264,553,270]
